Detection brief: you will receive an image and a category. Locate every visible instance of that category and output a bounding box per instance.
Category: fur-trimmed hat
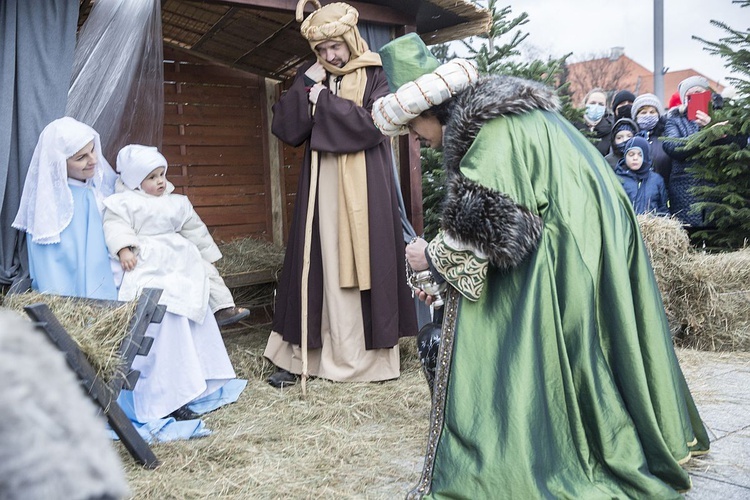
[631,93,664,118]
[116,144,168,190]
[678,76,709,103]
[371,33,478,136]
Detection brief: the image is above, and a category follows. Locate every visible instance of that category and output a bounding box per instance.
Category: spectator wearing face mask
[632,93,673,188]
[611,90,636,121]
[575,88,614,156]
[604,117,639,170]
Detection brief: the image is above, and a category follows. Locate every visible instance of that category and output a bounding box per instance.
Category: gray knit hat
[631,93,664,119]
[678,76,709,103]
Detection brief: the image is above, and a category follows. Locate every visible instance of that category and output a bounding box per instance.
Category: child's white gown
[103,184,243,437]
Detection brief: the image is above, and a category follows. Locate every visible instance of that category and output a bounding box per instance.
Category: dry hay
[2,292,138,383]
[215,237,285,279]
[637,214,750,351]
[121,324,430,499]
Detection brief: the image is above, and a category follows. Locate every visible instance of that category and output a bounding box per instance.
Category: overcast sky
[510,0,749,88]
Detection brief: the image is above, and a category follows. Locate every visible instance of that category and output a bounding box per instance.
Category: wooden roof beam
[202,0,413,26]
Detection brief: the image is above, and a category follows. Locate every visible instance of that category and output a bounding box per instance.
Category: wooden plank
[23,304,159,469]
[166,124,261,136]
[162,134,259,147]
[263,78,285,246]
[189,193,266,206]
[175,165,264,176]
[184,184,265,196]
[112,289,164,393]
[199,210,267,226]
[164,91,259,107]
[200,0,411,25]
[164,82,257,99]
[163,113,256,127]
[165,104,254,118]
[170,174,263,187]
[222,268,277,288]
[210,224,269,242]
[164,70,258,86]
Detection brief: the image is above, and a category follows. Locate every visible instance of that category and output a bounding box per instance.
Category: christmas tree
[688,0,750,249]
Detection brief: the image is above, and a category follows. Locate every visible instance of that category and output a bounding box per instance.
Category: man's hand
[406,237,429,271]
[118,247,137,272]
[309,83,326,104]
[414,288,437,306]
[304,62,326,84]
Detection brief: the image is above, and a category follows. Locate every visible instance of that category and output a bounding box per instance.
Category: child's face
[140,167,167,196]
[625,148,643,171]
[614,130,634,145]
[66,141,97,182]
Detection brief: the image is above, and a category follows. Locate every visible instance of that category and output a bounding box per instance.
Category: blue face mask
[637,115,659,131]
[585,103,606,122]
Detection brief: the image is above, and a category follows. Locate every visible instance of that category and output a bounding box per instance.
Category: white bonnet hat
[116,144,168,190]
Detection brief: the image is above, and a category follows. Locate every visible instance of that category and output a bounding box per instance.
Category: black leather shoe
[215,306,251,327]
[267,368,298,388]
[170,405,200,421]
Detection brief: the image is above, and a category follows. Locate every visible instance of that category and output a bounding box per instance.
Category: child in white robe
[12,117,119,299]
[109,144,249,326]
[102,144,242,422]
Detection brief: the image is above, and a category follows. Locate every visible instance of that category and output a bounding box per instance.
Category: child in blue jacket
[615,136,669,215]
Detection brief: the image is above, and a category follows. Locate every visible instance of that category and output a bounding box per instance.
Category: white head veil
[12,117,117,244]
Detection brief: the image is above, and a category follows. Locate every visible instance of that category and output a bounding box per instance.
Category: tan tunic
[264,151,400,382]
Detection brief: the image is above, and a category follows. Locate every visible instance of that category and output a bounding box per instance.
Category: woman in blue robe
[13,117,118,300]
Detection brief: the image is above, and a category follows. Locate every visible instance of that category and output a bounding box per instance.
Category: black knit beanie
[611,90,636,111]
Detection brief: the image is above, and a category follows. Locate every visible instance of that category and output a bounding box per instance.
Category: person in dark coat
[264,2,417,387]
[632,93,673,187]
[604,117,639,169]
[615,136,668,215]
[611,89,636,121]
[574,88,614,155]
[663,76,718,229]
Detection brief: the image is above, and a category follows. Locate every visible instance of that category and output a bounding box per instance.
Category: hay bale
[637,214,750,351]
[2,292,137,382]
[215,237,285,279]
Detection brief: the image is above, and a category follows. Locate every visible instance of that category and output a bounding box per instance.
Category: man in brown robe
[264,2,417,387]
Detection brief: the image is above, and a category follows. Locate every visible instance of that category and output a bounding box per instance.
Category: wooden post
[263,78,285,246]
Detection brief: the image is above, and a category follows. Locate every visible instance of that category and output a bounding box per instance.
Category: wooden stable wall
[162,46,275,243]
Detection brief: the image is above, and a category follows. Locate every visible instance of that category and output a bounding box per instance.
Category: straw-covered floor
[3,226,747,497]
[122,326,430,499]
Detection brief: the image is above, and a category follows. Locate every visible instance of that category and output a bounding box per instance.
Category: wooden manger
[17,288,166,468]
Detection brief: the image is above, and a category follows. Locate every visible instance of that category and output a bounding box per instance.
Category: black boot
[267,368,298,388]
[170,405,200,421]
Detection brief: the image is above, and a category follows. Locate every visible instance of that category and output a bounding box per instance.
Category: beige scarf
[300,3,381,290]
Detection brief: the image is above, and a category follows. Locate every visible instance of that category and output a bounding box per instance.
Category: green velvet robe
[410,77,709,499]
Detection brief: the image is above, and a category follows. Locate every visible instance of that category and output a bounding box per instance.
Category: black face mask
[614,140,629,156]
[615,104,633,120]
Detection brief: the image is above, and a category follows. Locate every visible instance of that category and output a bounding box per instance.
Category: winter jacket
[662,108,709,227]
[575,113,615,156]
[614,163,669,216]
[639,117,673,188]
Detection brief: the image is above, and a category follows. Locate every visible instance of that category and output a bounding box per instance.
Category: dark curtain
[0,0,78,288]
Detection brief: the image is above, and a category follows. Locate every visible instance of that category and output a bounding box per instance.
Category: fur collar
[442,75,560,173]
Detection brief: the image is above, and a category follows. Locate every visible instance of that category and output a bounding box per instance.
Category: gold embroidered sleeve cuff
[427,231,488,302]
